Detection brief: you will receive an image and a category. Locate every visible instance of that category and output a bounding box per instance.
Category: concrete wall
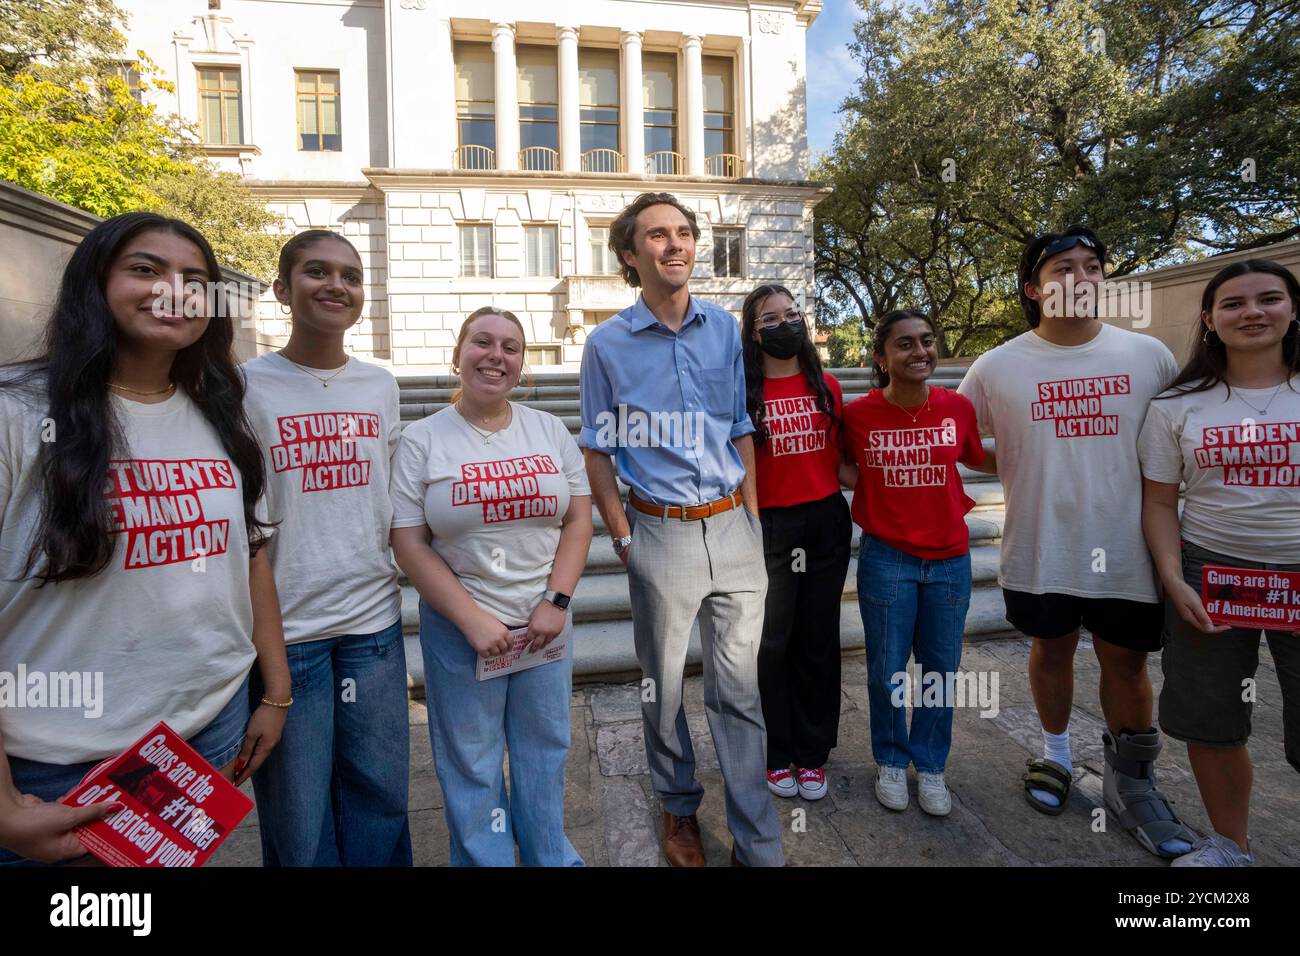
[1104,240,1300,364]
[0,182,99,362]
[0,181,267,365]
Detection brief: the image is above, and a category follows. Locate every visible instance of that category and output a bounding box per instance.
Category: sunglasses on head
[1030,234,1099,277]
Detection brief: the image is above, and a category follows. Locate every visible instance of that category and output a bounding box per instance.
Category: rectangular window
[296,69,341,151]
[712,228,743,278]
[578,48,619,158]
[518,47,558,169]
[459,224,493,278]
[524,225,558,278]
[642,52,677,170]
[197,66,242,144]
[455,42,495,166]
[114,62,143,101]
[588,225,619,276]
[703,56,735,166]
[525,346,561,366]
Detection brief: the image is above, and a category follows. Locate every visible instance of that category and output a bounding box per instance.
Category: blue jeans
[856,535,971,774]
[250,620,413,867]
[418,600,583,867]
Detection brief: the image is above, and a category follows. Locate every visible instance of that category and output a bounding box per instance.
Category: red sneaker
[796,767,828,800]
[766,768,797,798]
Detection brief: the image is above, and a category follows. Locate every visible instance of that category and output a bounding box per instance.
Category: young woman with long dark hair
[742,284,852,802]
[1139,259,1300,867]
[241,230,411,867]
[0,213,289,865]
[844,310,986,816]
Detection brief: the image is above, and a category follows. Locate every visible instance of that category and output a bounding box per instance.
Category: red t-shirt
[754,373,844,509]
[842,386,985,559]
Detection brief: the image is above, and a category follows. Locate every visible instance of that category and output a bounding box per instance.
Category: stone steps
[402,580,1014,694]
[390,365,1016,694]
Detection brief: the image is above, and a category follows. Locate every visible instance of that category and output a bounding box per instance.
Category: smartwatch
[542,589,571,610]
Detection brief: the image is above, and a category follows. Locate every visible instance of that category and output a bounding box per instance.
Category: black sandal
[1023,757,1072,816]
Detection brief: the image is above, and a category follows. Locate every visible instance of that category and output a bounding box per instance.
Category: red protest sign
[1201,565,1300,633]
[60,721,252,867]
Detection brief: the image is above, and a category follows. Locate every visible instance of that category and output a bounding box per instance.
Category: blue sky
[806,0,864,158]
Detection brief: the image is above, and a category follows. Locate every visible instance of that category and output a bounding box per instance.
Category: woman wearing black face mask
[742,285,854,806]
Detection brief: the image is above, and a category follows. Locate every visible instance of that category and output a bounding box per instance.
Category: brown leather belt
[629,489,745,521]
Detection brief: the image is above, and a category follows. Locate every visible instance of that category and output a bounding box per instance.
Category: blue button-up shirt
[578,294,754,505]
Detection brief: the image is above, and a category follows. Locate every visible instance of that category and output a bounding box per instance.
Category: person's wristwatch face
[545,590,571,610]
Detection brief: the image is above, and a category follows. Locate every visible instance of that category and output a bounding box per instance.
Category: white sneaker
[796,767,828,801]
[1170,833,1254,867]
[874,765,908,811]
[767,768,798,798]
[917,771,951,817]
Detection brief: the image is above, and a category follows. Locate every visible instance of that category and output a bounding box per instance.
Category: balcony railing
[519,146,559,172]
[453,144,496,171]
[645,150,686,176]
[705,153,744,178]
[581,148,625,173]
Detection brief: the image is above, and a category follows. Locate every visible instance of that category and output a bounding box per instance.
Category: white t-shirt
[242,353,402,644]
[1138,377,1300,564]
[390,403,590,625]
[0,378,259,764]
[958,323,1178,601]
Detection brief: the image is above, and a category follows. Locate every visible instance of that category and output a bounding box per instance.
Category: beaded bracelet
[260,696,294,709]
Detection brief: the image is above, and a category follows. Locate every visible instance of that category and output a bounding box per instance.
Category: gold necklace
[279,351,350,388]
[884,385,931,423]
[456,400,511,444]
[110,381,175,396]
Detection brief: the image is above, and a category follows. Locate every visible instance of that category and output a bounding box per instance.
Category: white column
[557,25,580,172]
[492,22,519,171]
[621,30,644,174]
[682,34,705,176]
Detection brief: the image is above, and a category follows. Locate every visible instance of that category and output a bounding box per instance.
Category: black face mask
[757,322,805,359]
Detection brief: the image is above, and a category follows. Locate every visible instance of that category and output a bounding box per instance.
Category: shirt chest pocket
[697,366,735,417]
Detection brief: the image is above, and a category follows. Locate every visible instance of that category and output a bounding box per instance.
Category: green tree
[0,0,282,278]
[816,0,1300,355]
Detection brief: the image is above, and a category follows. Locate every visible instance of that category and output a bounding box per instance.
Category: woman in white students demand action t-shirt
[0,213,290,866]
[1139,259,1300,868]
[391,307,593,867]
[241,231,410,867]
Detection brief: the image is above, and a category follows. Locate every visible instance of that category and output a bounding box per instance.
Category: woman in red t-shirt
[842,310,985,817]
[742,284,853,803]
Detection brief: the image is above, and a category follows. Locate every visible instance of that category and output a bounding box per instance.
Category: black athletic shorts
[1002,588,1163,652]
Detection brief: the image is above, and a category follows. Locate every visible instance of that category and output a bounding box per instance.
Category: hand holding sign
[1201,566,1300,633]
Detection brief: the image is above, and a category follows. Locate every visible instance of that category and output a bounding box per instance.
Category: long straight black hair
[1156,259,1300,401]
[741,284,838,444]
[1,212,272,583]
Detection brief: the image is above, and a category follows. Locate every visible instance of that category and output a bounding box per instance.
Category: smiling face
[105,228,212,353]
[273,237,364,335]
[1028,246,1104,321]
[877,317,938,386]
[454,311,525,402]
[622,203,696,294]
[1204,271,1297,353]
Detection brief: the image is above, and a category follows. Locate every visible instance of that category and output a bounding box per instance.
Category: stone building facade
[114,0,829,369]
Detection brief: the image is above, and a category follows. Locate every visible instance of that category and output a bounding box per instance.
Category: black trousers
[757,491,853,769]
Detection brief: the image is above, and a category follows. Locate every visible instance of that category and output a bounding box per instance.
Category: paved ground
[212,636,1299,867]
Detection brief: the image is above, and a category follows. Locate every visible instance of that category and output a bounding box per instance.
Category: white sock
[1043,729,1072,769]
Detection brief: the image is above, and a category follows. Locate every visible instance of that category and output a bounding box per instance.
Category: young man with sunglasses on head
[958,226,1195,859]
[578,193,783,867]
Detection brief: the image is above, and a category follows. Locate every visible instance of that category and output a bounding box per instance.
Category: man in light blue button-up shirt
[579,192,782,867]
